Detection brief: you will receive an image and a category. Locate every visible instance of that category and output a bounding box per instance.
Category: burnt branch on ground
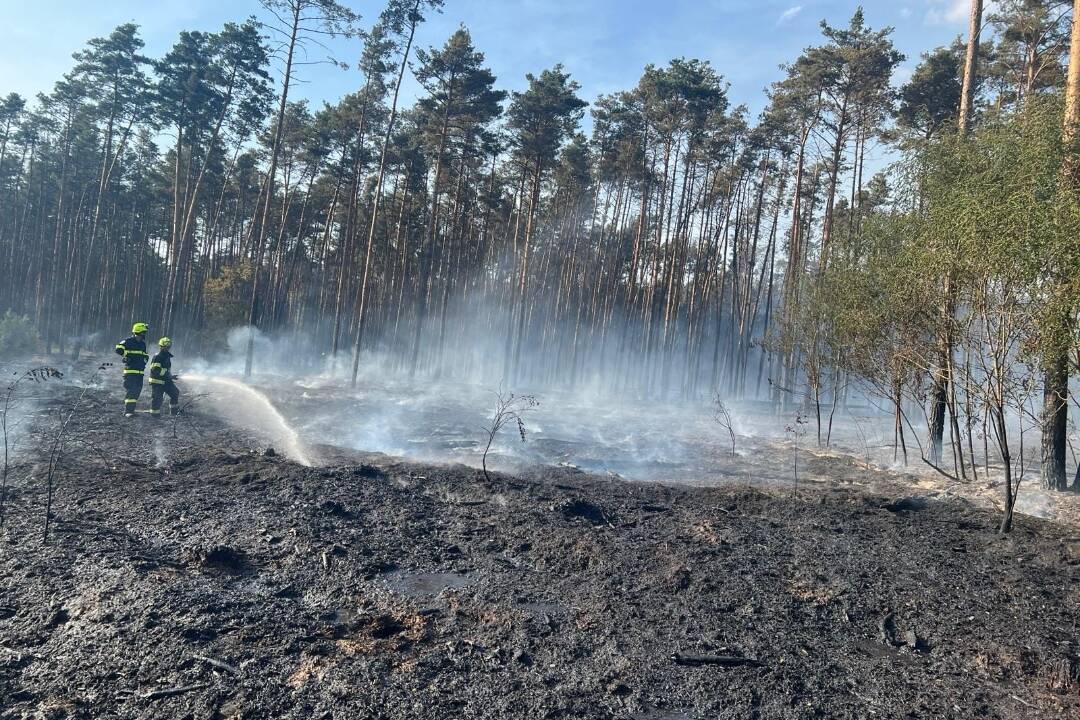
[41,363,110,543]
[1,366,63,529]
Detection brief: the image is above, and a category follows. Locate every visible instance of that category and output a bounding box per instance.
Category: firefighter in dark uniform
[148,337,180,417]
[115,323,150,417]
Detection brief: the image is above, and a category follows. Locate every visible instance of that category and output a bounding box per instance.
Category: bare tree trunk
[409,69,456,377]
[245,1,301,377]
[351,0,421,387]
[1043,0,1080,491]
[958,0,983,136]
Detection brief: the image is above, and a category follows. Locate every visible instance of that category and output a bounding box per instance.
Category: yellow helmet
[132,322,149,335]
[158,337,172,348]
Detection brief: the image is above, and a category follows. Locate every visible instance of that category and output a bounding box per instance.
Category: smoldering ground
[7,319,1079,526]
[0,376,1077,720]
[158,324,1080,526]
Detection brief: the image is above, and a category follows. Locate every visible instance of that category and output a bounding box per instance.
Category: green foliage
[824,214,930,383]
[898,45,963,140]
[199,263,254,348]
[986,0,1071,109]
[818,96,1080,398]
[921,97,1079,361]
[508,65,587,167]
[376,0,442,36]
[414,28,506,155]
[70,23,151,127]
[155,20,272,142]
[0,312,38,359]
[637,58,727,142]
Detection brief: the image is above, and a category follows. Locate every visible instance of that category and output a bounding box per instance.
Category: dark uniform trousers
[151,381,179,415]
[123,373,144,411]
[115,335,149,413]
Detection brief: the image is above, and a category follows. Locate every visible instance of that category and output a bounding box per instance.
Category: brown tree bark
[958,0,983,136]
[352,0,422,386]
[1043,0,1080,491]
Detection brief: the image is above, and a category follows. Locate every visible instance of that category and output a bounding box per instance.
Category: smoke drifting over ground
[0,359,106,466]
[10,317,1078,529]
[134,326,1076,524]
[174,326,773,479]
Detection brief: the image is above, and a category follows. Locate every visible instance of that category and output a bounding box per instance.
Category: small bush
[0,312,37,359]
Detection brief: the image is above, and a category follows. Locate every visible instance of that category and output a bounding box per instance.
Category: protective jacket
[148,349,173,385]
[114,335,149,374]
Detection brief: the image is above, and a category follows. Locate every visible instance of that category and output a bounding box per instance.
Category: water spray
[184,373,313,466]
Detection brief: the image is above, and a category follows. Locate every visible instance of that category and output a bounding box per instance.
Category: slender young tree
[926,0,985,468]
[504,65,586,380]
[350,0,443,386]
[245,0,359,376]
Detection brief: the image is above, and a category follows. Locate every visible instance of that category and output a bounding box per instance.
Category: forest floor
[1,378,1079,719]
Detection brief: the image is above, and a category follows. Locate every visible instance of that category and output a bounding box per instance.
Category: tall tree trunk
[409,67,457,377]
[245,1,301,377]
[932,0,984,462]
[958,0,983,137]
[351,0,422,387]
[1044,0,1080,491]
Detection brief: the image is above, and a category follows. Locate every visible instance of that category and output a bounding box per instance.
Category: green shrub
[0,312,38,358]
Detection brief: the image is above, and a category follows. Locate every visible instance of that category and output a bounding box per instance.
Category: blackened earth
[1,384,1078,719]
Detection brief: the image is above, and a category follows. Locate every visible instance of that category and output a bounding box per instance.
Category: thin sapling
[480,390,538,481]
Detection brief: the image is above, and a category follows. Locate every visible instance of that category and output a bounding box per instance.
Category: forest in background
[0,0,1079,524]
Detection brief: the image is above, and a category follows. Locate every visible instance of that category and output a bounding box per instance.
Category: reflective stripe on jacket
[114,335,149,373]
[149,349,173,385]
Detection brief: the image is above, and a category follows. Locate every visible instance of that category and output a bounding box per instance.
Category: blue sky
[2,0,975,120]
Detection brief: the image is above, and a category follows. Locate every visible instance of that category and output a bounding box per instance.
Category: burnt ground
[1,381,1079,720]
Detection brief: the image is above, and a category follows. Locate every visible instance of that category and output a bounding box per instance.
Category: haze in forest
[1,0,1079,537]
[5,5,1080,717]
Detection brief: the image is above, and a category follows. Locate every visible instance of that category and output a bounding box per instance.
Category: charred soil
[1,384,1078,719]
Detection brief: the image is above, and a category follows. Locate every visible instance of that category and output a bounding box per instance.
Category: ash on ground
[0,382,1077,719]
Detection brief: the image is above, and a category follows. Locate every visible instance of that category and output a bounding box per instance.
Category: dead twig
[139,683,210,701]
[171,391,210,440]
[786,412,808,499]
[920,455,961,482]
[1009,694,1037,710]
[850,413,872,469]
[1,366,64,528]
[42,363,110,543]
[671,652,764,668]
[193,653,240,676]
[713,394,736,458]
